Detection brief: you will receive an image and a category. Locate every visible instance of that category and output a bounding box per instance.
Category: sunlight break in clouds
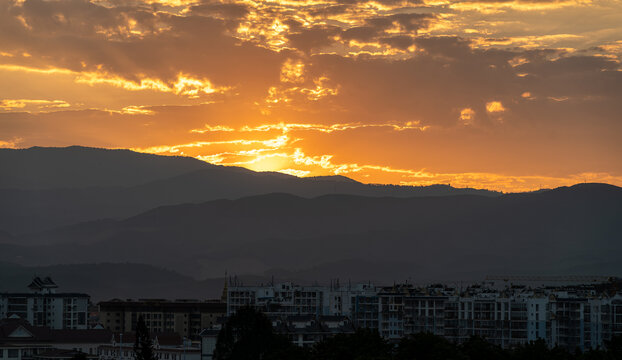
[485,101,506,113]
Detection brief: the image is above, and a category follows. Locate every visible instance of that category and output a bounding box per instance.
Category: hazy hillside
[2,183,620,283]
[0,146,497,235]
[0,262,226,301]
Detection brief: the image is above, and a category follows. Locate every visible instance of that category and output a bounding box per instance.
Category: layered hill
[0,146,497,235]
[0,262,227,301]
[2,183,620,284]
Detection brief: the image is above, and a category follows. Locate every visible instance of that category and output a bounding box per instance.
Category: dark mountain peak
[536,183,622,198]
[0,145,209,190]
[561,182,621,192]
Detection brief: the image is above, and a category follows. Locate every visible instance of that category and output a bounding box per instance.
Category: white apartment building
[0,277,89,330]
[227,281,376,318]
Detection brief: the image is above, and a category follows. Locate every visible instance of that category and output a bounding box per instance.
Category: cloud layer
[0,0,621,191]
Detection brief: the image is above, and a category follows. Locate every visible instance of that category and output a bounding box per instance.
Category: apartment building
[227,281,377,318]
[227,280,622,351]
[0,277,89,330]
[98,299,225,340]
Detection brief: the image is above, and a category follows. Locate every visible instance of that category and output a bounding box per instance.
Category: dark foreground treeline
[213,308,622,360]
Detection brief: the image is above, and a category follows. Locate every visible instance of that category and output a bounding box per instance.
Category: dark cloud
[367,13,435,32]
[335,0,424,5]
[379,35,415,50]
[297,35,621,133]
[307,5,352,17]
[287,25,341,53]
[340,13,435,44]
[455,0,574,3]
[190,2,250,20]
[340,26,380,42]
[413,36,473,57]
[0,0,283,96]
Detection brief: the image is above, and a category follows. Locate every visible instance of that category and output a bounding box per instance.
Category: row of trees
[213,307,622,360]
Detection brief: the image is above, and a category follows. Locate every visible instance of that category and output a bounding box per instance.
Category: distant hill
[0,146,497,235]
[0,262,226,301]
[2,183,620,283]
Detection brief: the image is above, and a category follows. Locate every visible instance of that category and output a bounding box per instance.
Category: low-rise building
[98,332,199,360]
[0,316,111,359]
[272,315,355,347]
[98,299,225,340]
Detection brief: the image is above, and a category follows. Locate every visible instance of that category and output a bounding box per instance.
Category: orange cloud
[76,73,228,98]
[0,99,70,112]
[459,108,475,125]
[486,101,506,113]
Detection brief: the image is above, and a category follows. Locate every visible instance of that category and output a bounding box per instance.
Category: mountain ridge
[0,146,499,235]
[1,183,619,282]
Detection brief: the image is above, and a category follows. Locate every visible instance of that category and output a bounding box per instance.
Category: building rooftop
[0,317,111,345]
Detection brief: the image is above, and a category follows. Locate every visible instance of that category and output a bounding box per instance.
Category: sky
[1,0,621,192]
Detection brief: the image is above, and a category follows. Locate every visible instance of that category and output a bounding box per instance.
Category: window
[78,312,86,325]
[8,349,19,358]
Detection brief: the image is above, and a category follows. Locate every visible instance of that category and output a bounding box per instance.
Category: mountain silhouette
[0,146,497,234]
[1,183,619,284]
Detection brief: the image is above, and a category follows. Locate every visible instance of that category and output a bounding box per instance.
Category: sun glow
[1,0,620,192]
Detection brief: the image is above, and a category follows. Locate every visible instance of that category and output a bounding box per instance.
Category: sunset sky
[1,0,621,192]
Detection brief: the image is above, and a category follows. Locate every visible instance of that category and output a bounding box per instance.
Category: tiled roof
[0,292,89,297]
[0,318,111,344]
[27,277,59,291]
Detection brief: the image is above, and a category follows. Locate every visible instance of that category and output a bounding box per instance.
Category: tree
[312,328,392,360]
[70,353,87,360]
[604,335,622,359]
[460,336,509,360]
[395,332,466,360]
[214,307,304,360]
[134,315,156,360]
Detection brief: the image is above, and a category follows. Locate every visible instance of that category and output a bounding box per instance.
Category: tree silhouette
[133,315,156,360]
[312,328,391,360]
[395,332,465,360]
[214,307,303,360]
[70,353,87,360]
[460,336,509,360]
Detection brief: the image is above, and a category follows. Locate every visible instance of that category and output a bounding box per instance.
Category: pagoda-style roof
[27,277,59,292]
